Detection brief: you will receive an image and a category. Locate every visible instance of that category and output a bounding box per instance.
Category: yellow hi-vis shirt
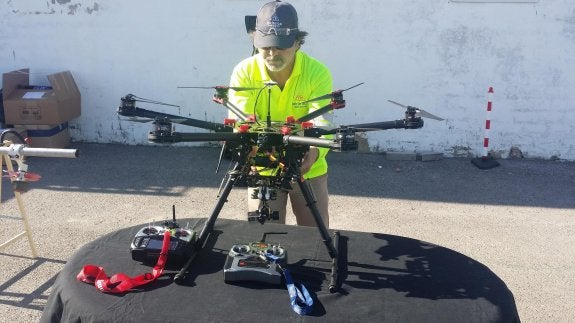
[228,50,333,180]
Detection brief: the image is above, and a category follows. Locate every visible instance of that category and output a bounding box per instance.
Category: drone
[117,82,444,292]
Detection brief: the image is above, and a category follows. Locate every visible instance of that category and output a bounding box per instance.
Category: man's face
[258,41,300,73]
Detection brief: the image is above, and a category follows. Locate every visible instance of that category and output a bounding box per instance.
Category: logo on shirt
[293,94,307,109]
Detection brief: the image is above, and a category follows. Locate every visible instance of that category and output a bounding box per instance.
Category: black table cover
[41,218,519,322]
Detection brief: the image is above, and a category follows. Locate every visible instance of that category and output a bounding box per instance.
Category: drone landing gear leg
[174,162,241,284]
[296,178,341,293]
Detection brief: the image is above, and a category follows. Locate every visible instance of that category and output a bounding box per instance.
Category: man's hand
[300,147,319,176]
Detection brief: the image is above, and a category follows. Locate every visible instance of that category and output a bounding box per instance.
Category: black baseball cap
[253,1,299,49]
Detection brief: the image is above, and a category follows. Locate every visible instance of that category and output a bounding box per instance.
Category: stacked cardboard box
[2,68,81,148]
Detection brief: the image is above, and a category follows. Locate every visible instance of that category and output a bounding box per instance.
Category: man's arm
[301,63,333,176]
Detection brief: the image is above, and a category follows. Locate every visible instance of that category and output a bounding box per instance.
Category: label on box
[18,107,42,121]
[22,92,45,99]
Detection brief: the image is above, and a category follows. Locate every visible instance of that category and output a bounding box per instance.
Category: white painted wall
[1,0,574,160]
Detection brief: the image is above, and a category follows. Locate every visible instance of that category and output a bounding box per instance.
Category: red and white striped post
[482,87,494,160]
[472,86,500,169]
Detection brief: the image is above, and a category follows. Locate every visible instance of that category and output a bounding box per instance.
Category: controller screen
[147,238,178,250]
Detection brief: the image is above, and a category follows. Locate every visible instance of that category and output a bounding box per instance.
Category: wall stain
[9,1,101,15]
[560,8,575,41]
[68,4,80,15]
[86,3,99,14]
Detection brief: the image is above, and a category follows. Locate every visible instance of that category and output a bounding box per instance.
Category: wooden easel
[0,152,38,258]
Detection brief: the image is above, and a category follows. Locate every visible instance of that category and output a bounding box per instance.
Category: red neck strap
[77,230,170,293]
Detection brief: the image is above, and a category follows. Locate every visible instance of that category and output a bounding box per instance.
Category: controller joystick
[224,242,287,285]
[230,244,250,256]
[265,245,285,257]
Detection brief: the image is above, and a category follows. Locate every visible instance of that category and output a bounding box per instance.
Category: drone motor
[404,107,425,129]
[148,118,177,143]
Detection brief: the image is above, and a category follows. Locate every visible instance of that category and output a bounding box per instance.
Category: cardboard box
[20,123,70,148]
[2,68,81,125]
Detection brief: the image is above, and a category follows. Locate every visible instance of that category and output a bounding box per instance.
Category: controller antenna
[172,204,176,222]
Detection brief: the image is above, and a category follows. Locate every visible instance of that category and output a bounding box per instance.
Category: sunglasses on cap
[256,27,298,36]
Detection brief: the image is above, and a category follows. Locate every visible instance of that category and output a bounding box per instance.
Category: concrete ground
[0,143,573,322]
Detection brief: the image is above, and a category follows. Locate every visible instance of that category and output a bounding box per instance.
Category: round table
[42,218,520,322]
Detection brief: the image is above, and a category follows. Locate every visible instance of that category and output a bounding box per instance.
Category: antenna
[264,81,278,128]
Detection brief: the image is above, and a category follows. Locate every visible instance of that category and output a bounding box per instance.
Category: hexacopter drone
[117,82,443,292]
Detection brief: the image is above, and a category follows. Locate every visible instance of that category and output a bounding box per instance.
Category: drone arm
[304,120,405,137]
[298,117,423,153]
[118,104,158,119]
[179,119,230,132]
[326,118,424,134]
[176,132,243,142]
[282,135,338,149]
[118,103,231,133]
[148,131,244,144]
[221,100,249,121]
[343,120,409,131]
[296,102,340,123]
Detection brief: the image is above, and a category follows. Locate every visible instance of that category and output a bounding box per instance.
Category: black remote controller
[223,242,287,285]
[130,223,195,266]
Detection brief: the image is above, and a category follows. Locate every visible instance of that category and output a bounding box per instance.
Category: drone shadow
[163,229,226,287]
[345,233,515,300]
[285,231,520,320]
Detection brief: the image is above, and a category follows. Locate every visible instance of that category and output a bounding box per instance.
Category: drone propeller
[387,100,444,121]
[303,82,365,103]
[126,94,180,108]
[122,116,156,123]
[119,110,200,126]
[177,85,260,92]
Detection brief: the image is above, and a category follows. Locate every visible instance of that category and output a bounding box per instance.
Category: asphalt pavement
[0,143,574,322]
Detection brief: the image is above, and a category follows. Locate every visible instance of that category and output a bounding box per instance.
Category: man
[228,0,333,227]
